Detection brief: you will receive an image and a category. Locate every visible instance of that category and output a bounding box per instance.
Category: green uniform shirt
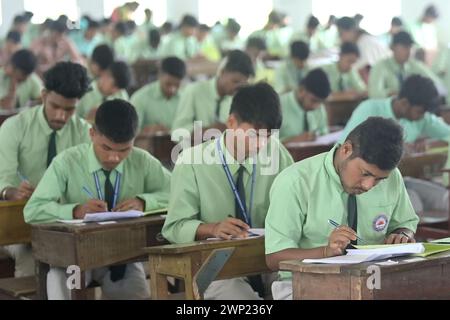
[0,69,43,108]
[171,77,232,133]
[274,60,310,94]
[24,143,171,224]
[291,31,326,53]
[265,146,419,280]
[162,135,294,244]
[279,91,329,141]
[131,81,181,130]
[321,63,367,93]
[0,105,90,191]
[368,57,442,99]
[77,82,129,119]
[159,32,199,60]
[343,98,450,143]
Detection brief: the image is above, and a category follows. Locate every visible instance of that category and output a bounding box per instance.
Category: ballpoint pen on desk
[17,172,29,183]
[227,214,260,238]
[328,219,367,244]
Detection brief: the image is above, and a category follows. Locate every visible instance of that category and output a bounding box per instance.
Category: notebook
[206,228,265,241]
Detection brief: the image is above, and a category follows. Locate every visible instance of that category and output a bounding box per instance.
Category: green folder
[354,242,450,258]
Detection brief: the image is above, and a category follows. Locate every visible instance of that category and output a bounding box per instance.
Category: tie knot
[50,131,57,137]
[102,169,111,179]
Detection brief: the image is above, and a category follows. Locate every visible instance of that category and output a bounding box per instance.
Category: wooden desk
[280,251,450,300]
[398,152,447,180]
[325,97,365,127]
[0,201,30,246]
[186,59,219,79]
[129,59,159,94]
[285,142,334,162]
[31,215,167,300]
[135,133,176,168]
[146,237,270,300]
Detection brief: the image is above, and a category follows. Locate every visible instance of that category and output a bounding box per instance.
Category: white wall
[273,0,312,31]
[166,0,199,23]
[0,0,24,36]
[401,0,450,44]
[77,0,104,20]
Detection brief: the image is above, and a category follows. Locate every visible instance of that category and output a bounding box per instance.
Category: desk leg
[36,261,49,300]
[149,257,169,300]
[70,271,89,300]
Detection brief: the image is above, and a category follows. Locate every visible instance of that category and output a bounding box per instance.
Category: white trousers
[46,262,150,300]
[271,281,293,300]
[405,177,448,214]
[2,244,35,277]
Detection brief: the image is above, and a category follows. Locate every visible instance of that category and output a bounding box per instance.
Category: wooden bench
[280,251,450,300]
[31,215,167,300]
[135,133,176,168]
[0,200,34,300]
[325,97,366,127]
[285,142,334,162]
[145,237,270,300]
[0,109,20,127]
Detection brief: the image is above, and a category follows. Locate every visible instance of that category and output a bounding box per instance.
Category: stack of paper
[303,243,425,265]
[206,228,265,241]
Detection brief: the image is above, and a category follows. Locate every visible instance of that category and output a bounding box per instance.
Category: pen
[228,214,259,237]
[328,219,366,244]
[17,172,29,183]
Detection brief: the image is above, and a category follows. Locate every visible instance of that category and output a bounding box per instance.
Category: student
[279,69,330,143]
[318,15,339,50]
[172,50,254,134]
[77,61,131,121]
[336,16,390,71]
[163,83,294,300]
[0,49,42,109]
[343,75,450,227]
[266,117,419,300]
[245,38,273,84]
[379,17,404,48]
[132,57,186,134]
[369,31,442,99]
[411,5,440,56]
[71,19,101,58]
[111,22,132,63]
[160,15,200,60]
[344,75,450,144]
[195,24,221,62]
[321,42,367,100]
[0,62,90,278]
[88,44,115,80]
[31,20,83,76]
[0,31,22,66]
[274,41,310,94]
[24,99,171,300]
[291,15,325,53]
[220,19,245,53]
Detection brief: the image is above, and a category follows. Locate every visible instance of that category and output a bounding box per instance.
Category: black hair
[161,22,173,34]
[125,20,137,35]
[223,50,255,77]
[49,20,67,34]
[87,19,100,29]
[91,44,115,71]
[114,22,127,36]
[23,12,34,22]
[226,19,241,35]
[392,31,414,47]
[290,41,310,60]
[160,57,186,79]
[95,99,138,143]
[108,61,131,89]
[268,11,283,25]
[230,82,282,130]
[399,75,439,112]
[11,49,37,75]
[301,69,331,99]
[337,17,357,31]
[199,24,211,32]
[391,17,403,27]
[424,5,439,19]
[6,31,21,44]
[246,37,267,51]
[149,29,161,48]
[340,42,360,57]
[44,62,90,99]
[13,15,27,25]
[307,16,320,30]
[346,117,404,171]
[180,15,199,28]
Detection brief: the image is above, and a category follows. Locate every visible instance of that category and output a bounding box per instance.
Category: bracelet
[323,246,328,258]
[1,188,8,200]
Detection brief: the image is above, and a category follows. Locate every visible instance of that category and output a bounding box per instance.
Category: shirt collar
[217,134,255,176]
[155,82,178,100]
[323,145,345,193]
[87,143,124,175]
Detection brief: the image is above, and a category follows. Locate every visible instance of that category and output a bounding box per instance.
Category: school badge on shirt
[373,214,388,232]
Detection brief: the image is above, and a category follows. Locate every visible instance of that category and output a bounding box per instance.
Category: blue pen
[82,186,95,199]
[17,172,29,182]
[328,219,366,244]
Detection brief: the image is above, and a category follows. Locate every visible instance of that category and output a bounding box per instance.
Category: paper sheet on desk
[83,210,143,222]
[288,131,343,147]
[206,228,265,241]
